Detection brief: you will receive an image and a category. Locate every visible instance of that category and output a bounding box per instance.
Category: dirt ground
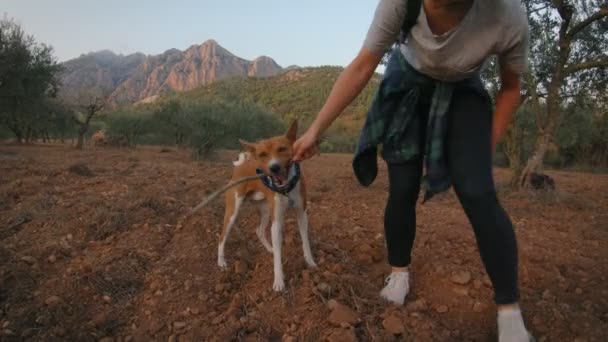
[0,144,607,342]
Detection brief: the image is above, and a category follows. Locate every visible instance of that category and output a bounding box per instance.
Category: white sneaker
[380,271,410,305]
[498,308,535,342]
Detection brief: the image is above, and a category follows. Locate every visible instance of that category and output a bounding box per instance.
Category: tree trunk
[504,125,525,187]
[76,124,88,150]
[76,134,85,149]
[519,130,551,187]
[25,128,32,144]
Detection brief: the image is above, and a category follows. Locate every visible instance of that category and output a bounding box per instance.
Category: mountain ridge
[59,40,285,107]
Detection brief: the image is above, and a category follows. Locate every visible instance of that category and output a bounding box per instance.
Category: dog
[217,120,316,291]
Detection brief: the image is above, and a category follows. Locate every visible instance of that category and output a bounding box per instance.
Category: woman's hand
[293,127,320,162]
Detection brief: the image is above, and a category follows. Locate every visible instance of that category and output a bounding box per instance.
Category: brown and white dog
[218,120,316,291]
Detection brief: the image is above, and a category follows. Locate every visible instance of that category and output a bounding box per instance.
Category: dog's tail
[232,152,251,166]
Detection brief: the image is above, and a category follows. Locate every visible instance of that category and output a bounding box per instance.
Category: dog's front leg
[296,206,317,268]
[271,195,287,291]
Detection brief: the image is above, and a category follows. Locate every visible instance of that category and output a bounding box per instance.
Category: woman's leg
[380,160,422,305]
[384,160,423,268]
[446,88,530,340]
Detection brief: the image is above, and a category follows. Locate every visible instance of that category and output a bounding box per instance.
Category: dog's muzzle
[256,163,300,196]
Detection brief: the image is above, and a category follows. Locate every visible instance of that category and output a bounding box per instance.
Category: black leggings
[384,87,519,305]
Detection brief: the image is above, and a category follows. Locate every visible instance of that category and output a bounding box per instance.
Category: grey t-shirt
[363,0,529,82]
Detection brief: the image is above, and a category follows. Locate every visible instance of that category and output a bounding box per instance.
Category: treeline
[495,101,608,171]
[100,98,284,158]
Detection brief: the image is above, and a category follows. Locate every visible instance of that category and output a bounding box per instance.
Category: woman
[293,0,533,340]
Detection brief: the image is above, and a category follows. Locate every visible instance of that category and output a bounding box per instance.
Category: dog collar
[256,163,301,196]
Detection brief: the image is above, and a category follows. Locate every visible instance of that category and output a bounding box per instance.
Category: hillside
[176,66,381,135]
[59,40,283,107]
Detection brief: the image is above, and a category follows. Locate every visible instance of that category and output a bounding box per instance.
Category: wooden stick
[187,174,264,217]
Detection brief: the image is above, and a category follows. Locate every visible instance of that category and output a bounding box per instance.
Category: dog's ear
[285,119,298,142]
[239,139,256,153]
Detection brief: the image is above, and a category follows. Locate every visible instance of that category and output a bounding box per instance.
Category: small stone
[452,286,469,296]
[406,299,427,311]
[316,282,332,295]
[45,296,61,306]
[184,280,192,290]
[482,275,492,287]
[575,288,583,295]
[173,321,186,329]
[301,270,311,282]
[55,327,66,337]
[451,271,472,285]
[234,261,247,274]
[48,255,57,264]
[21,256,37,265]
[154,290,163,296]
[325,328,357,342]
[190,308,200,315]
[357,244,372,253]
[102,295,111,303]
[328,304,359,327]
[227,294,243,317]
[472,301,486,313]
[382,315,405,335]
[327,299,339,310]
[436,305,449,313]
[144,310,151,316]
[168,335,176,342]
[66,234,73,241]
[282,334,295,342]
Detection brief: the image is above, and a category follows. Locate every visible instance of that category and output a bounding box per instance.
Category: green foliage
[104,97,284,157]
[0,15,63,142]
[551,99,608,169]
[104,110,153,147]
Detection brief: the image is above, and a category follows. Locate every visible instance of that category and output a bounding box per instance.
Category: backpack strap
[399,0,422,43]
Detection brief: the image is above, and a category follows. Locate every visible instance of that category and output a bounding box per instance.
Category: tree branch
[567,6,608,39]
[565,59,608,75]
[529,4,552,14]
[71,115,84,126]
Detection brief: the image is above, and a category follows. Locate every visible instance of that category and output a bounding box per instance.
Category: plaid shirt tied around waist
[352,49,490,202]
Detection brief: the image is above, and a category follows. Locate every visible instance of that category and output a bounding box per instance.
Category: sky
[3,0,380,67]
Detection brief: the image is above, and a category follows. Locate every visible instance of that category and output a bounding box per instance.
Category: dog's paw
[217,258,228,268]
[272,279,286,292]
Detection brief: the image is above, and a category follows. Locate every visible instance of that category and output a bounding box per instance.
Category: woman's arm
[492,63,522,152]
[310,48,381,137]
[293,0,405,161]
[293,49,381,161]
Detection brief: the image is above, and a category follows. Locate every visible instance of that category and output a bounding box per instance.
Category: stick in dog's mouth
[186,174,265,217]
[270,168,290,187]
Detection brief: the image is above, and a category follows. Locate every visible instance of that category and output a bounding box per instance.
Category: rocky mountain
[59,40,283,106]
